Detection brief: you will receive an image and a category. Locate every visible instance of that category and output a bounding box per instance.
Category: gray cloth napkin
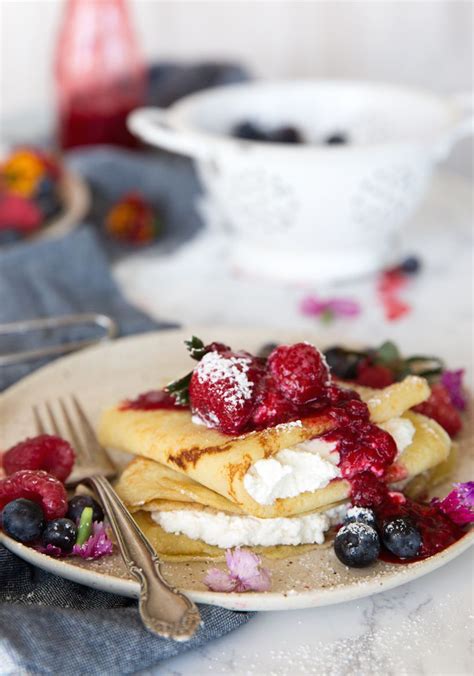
[0,228,253,675]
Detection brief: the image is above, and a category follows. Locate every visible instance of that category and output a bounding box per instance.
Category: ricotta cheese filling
[242,417,416,505]
[242,438,341,506]
[378,416,416,459]
[152,504,348,548]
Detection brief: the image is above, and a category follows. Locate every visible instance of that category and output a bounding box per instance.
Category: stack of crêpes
[98,374,454,561]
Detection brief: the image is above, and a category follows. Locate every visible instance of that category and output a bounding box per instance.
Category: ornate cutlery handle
[85,475,201,641]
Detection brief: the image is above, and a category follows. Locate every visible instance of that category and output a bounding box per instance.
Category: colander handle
[434,92,474,160]
[127,107,211,160]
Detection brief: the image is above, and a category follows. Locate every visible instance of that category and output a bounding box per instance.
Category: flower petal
[326,298,361,317]
[440,370,467,411]
[300,296,328,317]
[225,547,261,580]
[72,521,113,560]
[234,568,272,593]
[36,543,63,557]
[203,568,236,592]
[434,482,474,525]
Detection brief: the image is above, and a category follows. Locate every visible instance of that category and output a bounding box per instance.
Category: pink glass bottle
[55,0,146,149]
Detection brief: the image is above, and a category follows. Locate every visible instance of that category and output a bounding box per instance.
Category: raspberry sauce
[120,390,186,411]
[377,495,466,562]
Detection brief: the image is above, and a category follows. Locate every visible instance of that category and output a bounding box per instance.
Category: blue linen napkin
[0,228,253,675]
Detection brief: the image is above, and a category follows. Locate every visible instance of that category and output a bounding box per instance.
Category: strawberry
[414,383,462,437]
[189,350,263,434]
[268,342,330,404]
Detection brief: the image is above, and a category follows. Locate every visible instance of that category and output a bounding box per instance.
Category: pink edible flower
[72,521,114,560]
[300,295,361,322]
[204,548,271,593]
[440,370,467,411]
[433,482,474,525]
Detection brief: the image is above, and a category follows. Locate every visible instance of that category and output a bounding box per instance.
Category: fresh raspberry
[414,383,462,437]
[268,342,330,405]
[350,471,389,508]
[0,470,68,520]
[3,435,75,482]
[251,376,299,429]
[189,350,263,434]
[355,360,395,389]
[325,421,397,479]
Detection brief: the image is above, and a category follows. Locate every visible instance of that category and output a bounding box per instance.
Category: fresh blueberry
[399,256,421,275]
[1,498,45,543]
[67,495,104,524]
[381,517,422,559]
[325,133,349,145]
[344,506,378,530]
[34,177,61,221]
[334,522,380,567]
[324,346,364,380]
[269,126,303,144]
[232,121,268,141]
[42,518,77,553]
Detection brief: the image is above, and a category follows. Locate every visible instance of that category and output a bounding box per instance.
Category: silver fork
[34,395,201,641]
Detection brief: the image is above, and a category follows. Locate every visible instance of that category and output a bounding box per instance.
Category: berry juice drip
[120,390,186,411]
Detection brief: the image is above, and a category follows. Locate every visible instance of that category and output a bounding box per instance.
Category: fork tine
[45,402,62,437]
[33,405,48,435]
[59,399,91,463]
[71,396,114,469]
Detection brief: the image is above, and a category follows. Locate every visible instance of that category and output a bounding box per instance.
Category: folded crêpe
[111,409,452,561]
[99,376,448,516]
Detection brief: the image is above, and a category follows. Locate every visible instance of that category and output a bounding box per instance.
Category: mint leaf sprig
[371,341,444,381]
[165,336,207,405]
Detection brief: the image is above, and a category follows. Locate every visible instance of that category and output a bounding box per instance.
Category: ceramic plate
[0,328,472,611]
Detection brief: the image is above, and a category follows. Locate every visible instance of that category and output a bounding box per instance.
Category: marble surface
[115,171,473,675]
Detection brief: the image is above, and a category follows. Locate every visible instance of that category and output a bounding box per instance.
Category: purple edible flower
[440,370,467,411]
[204,548,271,593]
[433,482,474,525]
[300,295,361,323]
[72,521,113,560]
[36,543,63,557]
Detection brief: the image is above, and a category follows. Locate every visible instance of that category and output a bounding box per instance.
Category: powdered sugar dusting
[196,351,254,410]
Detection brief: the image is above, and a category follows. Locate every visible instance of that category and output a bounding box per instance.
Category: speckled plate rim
[1,527,473,611]
[0,327,472,612]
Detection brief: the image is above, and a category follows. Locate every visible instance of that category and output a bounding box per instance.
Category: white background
[0,0,473,175]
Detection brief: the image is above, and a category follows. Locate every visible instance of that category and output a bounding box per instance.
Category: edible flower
[105,191,161,245]
[440,370,467,411]
[300,295,361,323]
[432,482,474,526]
[204,548,271,593]
[36,543,63,557]
[72,521,114,560]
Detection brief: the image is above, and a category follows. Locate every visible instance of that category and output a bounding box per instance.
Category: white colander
[129,80,473,282]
